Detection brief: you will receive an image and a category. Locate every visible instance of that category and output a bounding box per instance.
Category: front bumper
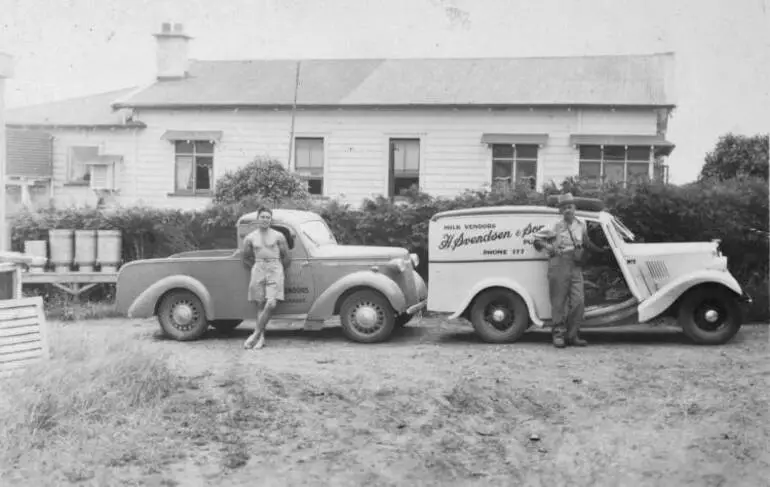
[406,299,427,315]
[739,291,753,304]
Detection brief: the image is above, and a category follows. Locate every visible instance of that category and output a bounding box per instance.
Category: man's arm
[533,225,559,256]
[278,234,291,271]
[581,222,606,253]
[242,237,255,269]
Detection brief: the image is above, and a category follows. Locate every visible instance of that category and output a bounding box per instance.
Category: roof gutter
[109,102,677,110]
[5,122,147,130]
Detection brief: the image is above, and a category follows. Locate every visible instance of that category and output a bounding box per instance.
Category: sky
[1,0,768,184]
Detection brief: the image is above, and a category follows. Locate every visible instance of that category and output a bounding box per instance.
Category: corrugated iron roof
[113,53,676,109]
[5,87,145,128]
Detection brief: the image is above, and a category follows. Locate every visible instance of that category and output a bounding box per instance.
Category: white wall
[54,106,661,210]
[47,127,140,208]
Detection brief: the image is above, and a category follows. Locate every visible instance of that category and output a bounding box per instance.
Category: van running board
[538,297,641,329]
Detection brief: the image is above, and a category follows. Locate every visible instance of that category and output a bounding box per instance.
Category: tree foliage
[699,133,769,182]
[213,158,310,206]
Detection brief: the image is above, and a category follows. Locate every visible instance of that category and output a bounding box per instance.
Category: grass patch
[2,320,768,486]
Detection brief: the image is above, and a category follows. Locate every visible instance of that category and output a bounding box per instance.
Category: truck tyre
[678,287,742,345]
[339,289,396,343]
[210,320,243,332]
[470,288,530,343]
[157,289,209,341]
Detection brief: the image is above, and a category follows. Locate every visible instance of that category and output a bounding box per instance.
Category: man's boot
[552,328,566,348]
[568,336,588,347]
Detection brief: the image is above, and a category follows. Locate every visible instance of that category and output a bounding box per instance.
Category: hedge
[11,178,769,322]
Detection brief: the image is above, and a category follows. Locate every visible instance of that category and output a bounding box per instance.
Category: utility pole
[287,60,301,172]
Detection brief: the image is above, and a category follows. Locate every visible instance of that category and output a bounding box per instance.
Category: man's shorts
[248,260,285,302]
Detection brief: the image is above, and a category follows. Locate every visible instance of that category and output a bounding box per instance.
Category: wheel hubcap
[485,303,513,331]
[354,305,379,328]
[169,300,200,332]
[350,301,384,334]
[491,308,507,323]
[694,300,728,332]
[704,309,720,323]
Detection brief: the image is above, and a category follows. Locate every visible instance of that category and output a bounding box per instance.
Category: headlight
[409,253,420,267]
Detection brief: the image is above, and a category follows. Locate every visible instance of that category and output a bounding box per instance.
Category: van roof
[237,208,321,226]
[430,205,601,221]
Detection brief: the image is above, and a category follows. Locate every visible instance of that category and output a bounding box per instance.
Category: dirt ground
[3,316,770,487]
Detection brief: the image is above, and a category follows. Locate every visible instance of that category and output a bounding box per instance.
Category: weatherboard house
[5,23,676,213]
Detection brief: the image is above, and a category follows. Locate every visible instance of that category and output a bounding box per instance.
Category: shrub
[213,158,310,206]
[10,176,769,322]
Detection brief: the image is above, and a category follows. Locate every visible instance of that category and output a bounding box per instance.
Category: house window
[389,138,420,197]
[68,146,99,182]
[175,140,214,193]
[491,144,538,190]
[294,137,324,195]
[578,145,652,187]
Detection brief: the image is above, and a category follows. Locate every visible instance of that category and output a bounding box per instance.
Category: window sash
[295,138,324,171]
[69,146,100,181]
[174,142,215,193]
[389,139,420,196]
[491,144,539,188]
[577,145,653,186]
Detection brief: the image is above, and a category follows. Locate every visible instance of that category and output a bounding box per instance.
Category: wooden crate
[0,297,49,373]
[0,262,21,300]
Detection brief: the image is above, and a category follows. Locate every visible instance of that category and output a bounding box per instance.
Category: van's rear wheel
[470,288,529,343]
[157,290,209,341]
[678,287,742,345]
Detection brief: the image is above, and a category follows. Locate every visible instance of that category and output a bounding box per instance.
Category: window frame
[578,145,653,188]
[490,143,539,190]
[388,137,421,198]
[294,136,325,196]
[67,146,100,184]
[173,139,215,196]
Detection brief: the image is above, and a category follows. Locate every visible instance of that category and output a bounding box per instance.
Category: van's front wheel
[470,288,529,343]
[678,287,742,345]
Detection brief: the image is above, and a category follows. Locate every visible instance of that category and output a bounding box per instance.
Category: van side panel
[428,212,562,319]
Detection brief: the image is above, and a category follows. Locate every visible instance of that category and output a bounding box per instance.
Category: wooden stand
[21,271,118,299]
[0,258,50,374]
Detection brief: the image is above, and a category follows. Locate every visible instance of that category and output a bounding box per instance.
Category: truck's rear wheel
[470,288,530,343]
[210,320,243,332]
[678,287,742,345]
[157,289,209,341]
[339,290,396,343]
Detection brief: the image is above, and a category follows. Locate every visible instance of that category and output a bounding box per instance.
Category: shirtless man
[241,207,291,350]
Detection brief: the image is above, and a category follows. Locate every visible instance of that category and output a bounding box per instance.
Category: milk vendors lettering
[438,222,545,251]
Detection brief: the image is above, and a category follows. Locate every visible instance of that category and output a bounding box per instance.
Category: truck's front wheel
[157,289,209,341]
[339,290,396,343]
[678,287,742,345]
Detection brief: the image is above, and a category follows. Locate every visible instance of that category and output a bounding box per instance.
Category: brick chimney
[153,22,191,80]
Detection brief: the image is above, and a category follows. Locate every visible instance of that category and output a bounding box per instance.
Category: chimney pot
[173,23,183,32]
[162,22,171,33]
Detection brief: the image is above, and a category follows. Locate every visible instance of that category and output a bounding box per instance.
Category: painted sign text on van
[438,222,547,252]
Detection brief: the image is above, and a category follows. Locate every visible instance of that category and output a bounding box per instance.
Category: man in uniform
[242,206,291,350]
[533,193,607,348]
